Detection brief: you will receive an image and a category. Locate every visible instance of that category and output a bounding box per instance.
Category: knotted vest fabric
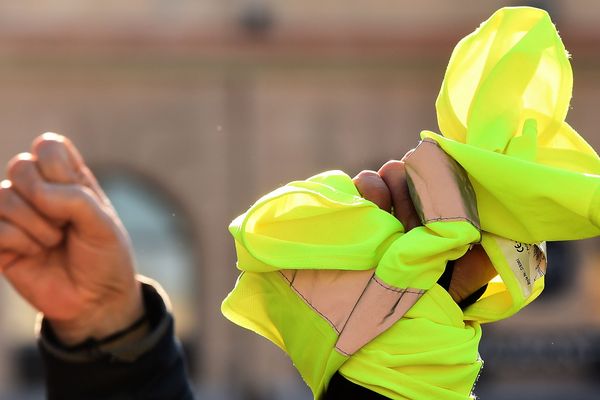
[222,7,600,400]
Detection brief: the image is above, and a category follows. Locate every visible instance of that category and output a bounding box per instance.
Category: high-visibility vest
[222,6,600,400]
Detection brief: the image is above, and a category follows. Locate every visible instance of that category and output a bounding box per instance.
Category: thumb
[7,154,116,239]
[378,160,421,231]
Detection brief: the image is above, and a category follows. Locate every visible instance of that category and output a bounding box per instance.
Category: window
[96,169,199,336]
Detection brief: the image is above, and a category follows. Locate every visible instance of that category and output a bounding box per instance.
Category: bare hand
[353,156,497,304]
[1,133,143,345]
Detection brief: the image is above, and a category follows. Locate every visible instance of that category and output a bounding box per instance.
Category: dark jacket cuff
[38,279,195,400]
[38,281,170,363]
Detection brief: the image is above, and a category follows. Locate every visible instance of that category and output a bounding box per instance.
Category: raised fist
[1,133,143,345]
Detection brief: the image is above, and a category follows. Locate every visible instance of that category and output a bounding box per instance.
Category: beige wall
[0,1,597,397]
[2,1,599,34]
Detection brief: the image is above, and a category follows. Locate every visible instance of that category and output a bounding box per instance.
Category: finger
[32,133,110,206]
[7,155,115,238]
[0,220,42,256]
[0,251,20,273]
[378,160,421,231]
[449,245,498,304]
[32,133,81,184]
[352,170,392,212]
[0,180,63,247]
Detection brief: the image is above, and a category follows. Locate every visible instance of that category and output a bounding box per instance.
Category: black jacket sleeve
[38,282,195,400]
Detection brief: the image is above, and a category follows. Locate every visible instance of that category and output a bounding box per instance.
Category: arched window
[96,168,199,337]
[0,167,200,394]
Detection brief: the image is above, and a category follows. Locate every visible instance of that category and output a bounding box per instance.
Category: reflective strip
[275,140,477,356]
[281,270,423,356]
[335,276,423,355]
[405,138,480,230]
[281,269,373,332]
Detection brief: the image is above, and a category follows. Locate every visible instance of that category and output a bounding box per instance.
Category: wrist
[48,280,145,346]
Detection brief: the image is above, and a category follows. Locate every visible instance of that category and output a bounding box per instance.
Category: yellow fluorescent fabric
[430,6,600,243]
[421,130,600,242]
[425,6,599,322]
[222,272,483,399]
[225,169,482,399]
[222,271,346,395]
[229,170,479,290]
[339,287,482,400]
[223,6,600,400]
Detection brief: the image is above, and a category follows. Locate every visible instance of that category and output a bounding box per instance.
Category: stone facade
[0,1,598,398]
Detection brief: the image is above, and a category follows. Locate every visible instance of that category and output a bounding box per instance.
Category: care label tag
[495,236,547,298]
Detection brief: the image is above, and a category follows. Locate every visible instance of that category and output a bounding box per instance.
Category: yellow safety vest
[222,6,600,399]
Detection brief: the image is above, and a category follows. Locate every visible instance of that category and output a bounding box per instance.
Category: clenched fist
[0,133,143,345]
[352,154,497,305]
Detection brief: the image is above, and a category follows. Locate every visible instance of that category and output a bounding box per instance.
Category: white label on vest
[495,237,547,298]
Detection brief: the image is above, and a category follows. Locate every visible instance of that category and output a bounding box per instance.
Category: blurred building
[0,1,598,399]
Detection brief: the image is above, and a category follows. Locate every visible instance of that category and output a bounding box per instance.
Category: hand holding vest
[223,7,600,399]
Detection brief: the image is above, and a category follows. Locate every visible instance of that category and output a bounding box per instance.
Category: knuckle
[34,139,67,165]
[34,134,64,155]
[354,176,391,211]
[29,182,48,206]
[6,153,34,178]
[0,187,18,213]
[354,170,379,181]
[82,186,102,210]
[377,160,404,177]
[71,185,95,209]
[26,240,41,254]
[353,171,379,193]
[45,229,63,247]
[34,132,66,148]
[0,221,18,245]
[33,134,79,183]
[70,185,109,224]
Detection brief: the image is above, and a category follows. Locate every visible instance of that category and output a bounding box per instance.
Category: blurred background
[0,0,598,399]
